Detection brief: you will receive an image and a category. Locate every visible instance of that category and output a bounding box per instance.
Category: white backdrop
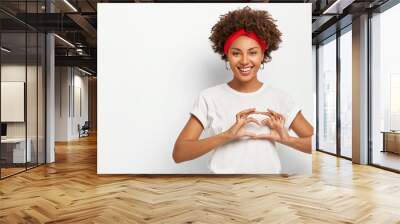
[98,3,313,174]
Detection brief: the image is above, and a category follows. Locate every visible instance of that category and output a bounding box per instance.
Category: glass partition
[371,3,400,171]
[27,31,38,169]
[339,28,352,158]
[1,31,28,178]
[0,1,46,179]
[317,36,337,155]
[38,32,45,165]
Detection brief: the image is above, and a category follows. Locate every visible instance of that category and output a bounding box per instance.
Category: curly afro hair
[209,6,282,63]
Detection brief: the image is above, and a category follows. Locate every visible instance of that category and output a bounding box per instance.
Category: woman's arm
[254,110,314,154]
[281,112,314,154]
[173,115,231,163]
[173,108,260,163]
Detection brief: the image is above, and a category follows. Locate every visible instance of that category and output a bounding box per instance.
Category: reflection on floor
[0,167,25,177]
[373,150,400,171]
[341,147,352,158]
[0,134,400,223]
[0,163,39,178]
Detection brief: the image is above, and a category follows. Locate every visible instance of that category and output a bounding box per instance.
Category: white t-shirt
[190,83,300,174]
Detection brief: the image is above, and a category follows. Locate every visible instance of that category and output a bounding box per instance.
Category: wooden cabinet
[382,131,400,154]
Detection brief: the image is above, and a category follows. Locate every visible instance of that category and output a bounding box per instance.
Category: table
[381,131,400,154]
[1,138,32,163]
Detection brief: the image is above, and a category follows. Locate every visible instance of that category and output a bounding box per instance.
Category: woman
[172,6,313,174]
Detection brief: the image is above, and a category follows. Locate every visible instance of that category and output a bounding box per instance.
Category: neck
[228,78,263,93]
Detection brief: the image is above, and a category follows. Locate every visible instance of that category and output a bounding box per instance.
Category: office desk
[381,131,400,154]
[1,138,32,163]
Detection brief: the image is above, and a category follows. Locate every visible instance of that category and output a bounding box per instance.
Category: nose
[240,54,249,65]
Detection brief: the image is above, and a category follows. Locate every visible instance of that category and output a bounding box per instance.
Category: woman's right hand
[224,108,260,141]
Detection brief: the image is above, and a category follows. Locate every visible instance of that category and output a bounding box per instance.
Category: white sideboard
[1,138,32,163]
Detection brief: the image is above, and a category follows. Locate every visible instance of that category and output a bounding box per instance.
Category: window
[340,28,352,158]
[370,3,400,171]
[318,36,337,155]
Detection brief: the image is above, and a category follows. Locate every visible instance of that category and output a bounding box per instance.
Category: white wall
[98,3,313,174]
[55,67,69,141]
[55,67,89,141]
[72,72,89,138]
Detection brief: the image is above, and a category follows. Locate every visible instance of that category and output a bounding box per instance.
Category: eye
[250,51,257,55]
[232,52,240,56]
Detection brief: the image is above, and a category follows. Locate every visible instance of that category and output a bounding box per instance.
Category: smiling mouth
[237,66,254,75]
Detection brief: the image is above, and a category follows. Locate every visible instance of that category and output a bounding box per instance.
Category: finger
[267,108,277,114]
[270,112,280,123]
[264,113,275,122]
[273,112,284,121]
[237,108,256,120]
[268,118,278,127]
[261,118,266,125]
[266,110,279,120]
[254,134,271,140]
[257,111,274,120]
[263,111,276,118]
[243,109,258,118]
[245,117,261,126]
[238,108,256,116]
[261,118,273,128]
[253,111,267,115]
[269,110,278,117]
[263,113,276,123]
[267,109,284,119]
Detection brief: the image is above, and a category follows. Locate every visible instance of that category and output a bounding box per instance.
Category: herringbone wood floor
[1,134,400,224]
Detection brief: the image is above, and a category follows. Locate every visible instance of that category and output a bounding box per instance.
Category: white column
[46,33,55,163]
[45,1,55,163]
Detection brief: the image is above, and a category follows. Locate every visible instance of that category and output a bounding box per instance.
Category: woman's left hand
[253,109,290,143]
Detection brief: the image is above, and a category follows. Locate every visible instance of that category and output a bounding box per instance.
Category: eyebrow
[231,47,259,51]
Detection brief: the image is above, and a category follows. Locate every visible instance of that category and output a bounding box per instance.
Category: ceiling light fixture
[1,47,11,53]
[63,0,78,12]
[78,67,93,76]
[54,34,75,48]
[322,0,355,15]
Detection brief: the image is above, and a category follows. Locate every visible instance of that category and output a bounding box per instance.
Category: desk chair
[79,121,90,138]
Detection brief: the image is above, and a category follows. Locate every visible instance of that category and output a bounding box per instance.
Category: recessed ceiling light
[78,67,93,76]
[1,47,11,53]
[54,34,75,48]
[322,0,354,15]
[63,0,78,12]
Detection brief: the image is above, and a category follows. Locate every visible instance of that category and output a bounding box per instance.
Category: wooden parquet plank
[1,134,400,223]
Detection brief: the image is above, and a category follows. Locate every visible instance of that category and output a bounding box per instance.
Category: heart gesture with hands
[255,109,290,143]
[224,108,290,144]
[224,108,261,140]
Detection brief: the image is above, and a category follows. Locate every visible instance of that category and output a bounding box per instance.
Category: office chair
[79,121,90,138]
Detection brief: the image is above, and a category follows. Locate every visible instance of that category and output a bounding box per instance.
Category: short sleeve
[190,93,210,129]
[282,93,301,130]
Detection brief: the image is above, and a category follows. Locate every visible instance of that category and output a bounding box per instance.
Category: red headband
[223,29,267,55]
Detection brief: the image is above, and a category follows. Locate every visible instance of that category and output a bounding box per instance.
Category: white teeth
[239,67,251,73]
